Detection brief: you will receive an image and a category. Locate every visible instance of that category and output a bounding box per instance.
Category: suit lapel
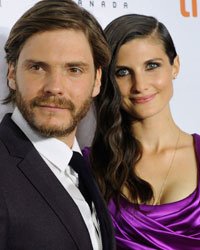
[0,114,93,250]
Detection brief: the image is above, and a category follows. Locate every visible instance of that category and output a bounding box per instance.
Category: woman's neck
[132,108,179,153]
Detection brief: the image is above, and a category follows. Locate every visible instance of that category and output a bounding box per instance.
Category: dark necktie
[69,151,116,250]
[69,151,92,209]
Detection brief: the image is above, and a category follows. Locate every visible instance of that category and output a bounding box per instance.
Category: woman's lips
[132,93,156,104]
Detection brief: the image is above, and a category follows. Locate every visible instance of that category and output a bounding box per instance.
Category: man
[0,0,115,249]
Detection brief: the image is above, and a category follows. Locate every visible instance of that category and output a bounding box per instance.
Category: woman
[88,14,200,249]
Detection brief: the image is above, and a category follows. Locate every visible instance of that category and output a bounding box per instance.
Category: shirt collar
[11,107,81,172]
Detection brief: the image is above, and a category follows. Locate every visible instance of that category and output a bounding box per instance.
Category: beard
[15,86,93,138]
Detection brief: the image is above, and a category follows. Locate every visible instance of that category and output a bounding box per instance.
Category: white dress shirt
[11,107,102,250]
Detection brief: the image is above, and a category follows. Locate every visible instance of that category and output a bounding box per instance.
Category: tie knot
[69,151,86,175]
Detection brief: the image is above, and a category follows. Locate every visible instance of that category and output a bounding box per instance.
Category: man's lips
[31,97,75,111]
[38,105,66,109]
[131,94,156,104]
[35,105,69,112]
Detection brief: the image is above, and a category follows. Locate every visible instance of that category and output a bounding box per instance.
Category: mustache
[30,96,75,111]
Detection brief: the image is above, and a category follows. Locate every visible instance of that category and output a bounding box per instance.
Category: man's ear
[92,68,102,97]
[172,55,180,79]
[8,62,16,90]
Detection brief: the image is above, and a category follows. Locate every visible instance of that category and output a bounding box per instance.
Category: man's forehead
[17,29,94,64]
[22,28,89,48]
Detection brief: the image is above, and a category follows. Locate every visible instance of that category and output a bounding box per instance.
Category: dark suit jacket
[0,114,116,250]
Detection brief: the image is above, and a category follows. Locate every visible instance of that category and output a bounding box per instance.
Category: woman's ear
[92,67,102,97]
[8,62,16,90]
[172,55,180,79]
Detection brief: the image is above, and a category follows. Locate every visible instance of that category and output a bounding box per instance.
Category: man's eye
[146,62,160,70]
[70,67,82,73]
[30,64,42,71]
[115,68,130,77]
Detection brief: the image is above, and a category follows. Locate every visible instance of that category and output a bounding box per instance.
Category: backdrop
[0,0,199,148]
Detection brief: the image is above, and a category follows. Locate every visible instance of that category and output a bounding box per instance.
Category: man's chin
[16,92,92,138]
[27,120,77,138]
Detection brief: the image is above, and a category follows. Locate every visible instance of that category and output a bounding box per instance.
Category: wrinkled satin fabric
[108,134,200,250]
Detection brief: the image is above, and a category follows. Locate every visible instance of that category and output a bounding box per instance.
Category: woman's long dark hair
[90,14,177,207]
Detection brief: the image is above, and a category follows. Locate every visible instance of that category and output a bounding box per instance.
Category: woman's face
[115,37,179,120]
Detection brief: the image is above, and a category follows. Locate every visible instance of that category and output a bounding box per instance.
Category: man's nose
[43,70,65,96]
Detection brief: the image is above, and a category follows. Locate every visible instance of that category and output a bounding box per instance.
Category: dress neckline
[121,133,200,211]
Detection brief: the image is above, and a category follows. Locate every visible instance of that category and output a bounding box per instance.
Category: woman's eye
[146,62,160,70]
[115,68,130,77]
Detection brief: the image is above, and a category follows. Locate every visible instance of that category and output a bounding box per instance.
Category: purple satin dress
[108,133,200,250]
[82,133,200,249]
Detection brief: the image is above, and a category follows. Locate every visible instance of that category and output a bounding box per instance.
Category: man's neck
[55,129,77,149]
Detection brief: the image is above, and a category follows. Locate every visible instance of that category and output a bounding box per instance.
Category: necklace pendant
[156,200,160,205]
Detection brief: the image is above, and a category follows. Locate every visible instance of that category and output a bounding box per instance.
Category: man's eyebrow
[22,60,90,68]
[22,59,48,67]
[64,62,90,68]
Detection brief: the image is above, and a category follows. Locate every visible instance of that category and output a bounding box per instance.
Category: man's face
[8,29,101,144]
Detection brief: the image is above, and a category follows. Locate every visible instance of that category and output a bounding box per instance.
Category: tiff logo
[180,0,198,17]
